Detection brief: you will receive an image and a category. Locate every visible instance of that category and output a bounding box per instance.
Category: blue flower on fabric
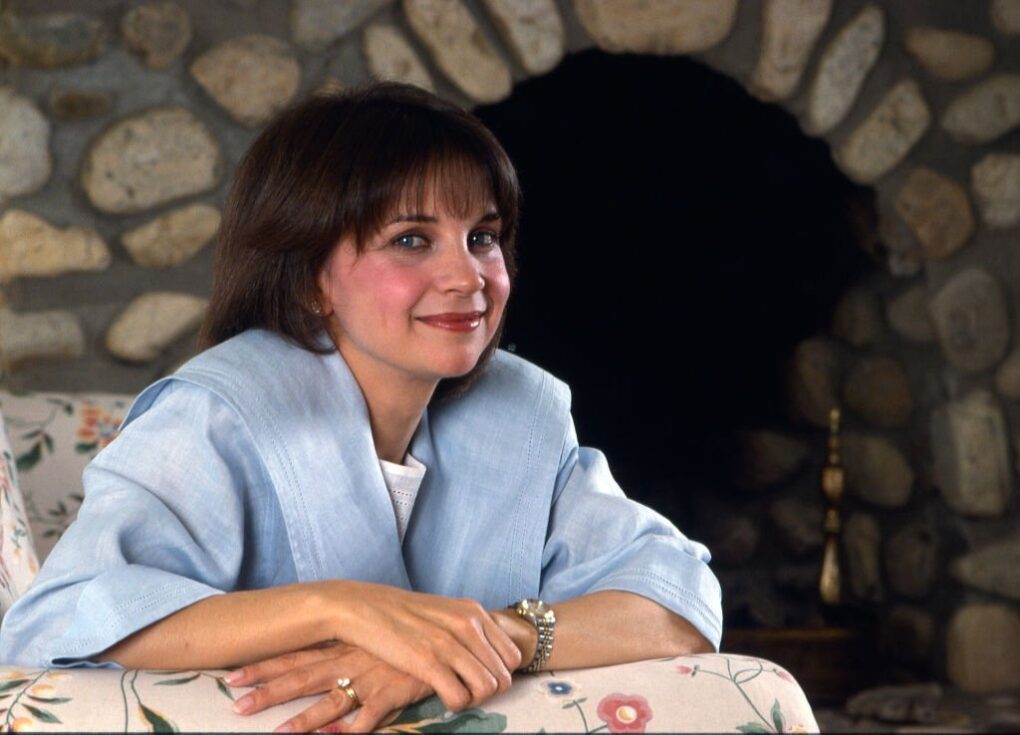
[538,678,580,701]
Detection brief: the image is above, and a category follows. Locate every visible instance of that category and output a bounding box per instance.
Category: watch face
[521,598,553,620]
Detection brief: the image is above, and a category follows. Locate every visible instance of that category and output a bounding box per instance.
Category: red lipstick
[416,311,484,332]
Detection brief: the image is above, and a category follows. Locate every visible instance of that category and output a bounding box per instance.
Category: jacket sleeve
[0,381,262,668]
[538,416,723,651]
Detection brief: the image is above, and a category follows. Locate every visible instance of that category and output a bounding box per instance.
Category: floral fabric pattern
[0,412,40,619]
[0,391,129,562]
[0,654,817,732]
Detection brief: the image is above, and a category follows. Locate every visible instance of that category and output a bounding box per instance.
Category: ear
[314,257,336,317]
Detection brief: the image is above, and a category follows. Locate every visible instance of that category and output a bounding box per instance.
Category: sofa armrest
[0,653,817,732]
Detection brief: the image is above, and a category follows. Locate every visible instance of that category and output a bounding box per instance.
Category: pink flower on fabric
[776,669,796,684]
[596,693,654,733]
[675,664,694,675]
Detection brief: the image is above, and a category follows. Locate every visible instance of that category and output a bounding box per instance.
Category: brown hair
[200,82,520,400]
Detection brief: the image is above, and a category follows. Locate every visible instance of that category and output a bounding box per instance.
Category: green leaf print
[389,696,448,725]
[75,441,99,454]
[23,703,61,723]
[736,724,771,734]
[417,709,506,733]
[215,677,235,701]
[15,443,41,472]
[155,674,201,686]
[0,680,30,693]
[139,703,178,732]
[771,700,785,733]
[27,695,72,704]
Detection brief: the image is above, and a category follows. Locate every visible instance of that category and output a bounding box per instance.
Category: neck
[336,346,436,464]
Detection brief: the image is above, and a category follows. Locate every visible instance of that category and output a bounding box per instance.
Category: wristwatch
[510,598,556,673]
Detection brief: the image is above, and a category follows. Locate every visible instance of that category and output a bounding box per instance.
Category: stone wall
[1,0,1019,692]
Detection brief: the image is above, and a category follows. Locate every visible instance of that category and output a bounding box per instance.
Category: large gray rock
[894,167,974,261]
[734,430,808,490]
[843,433,913,508]
[403,0,512,104]
[881,606,935,663]
[992,0,1020,35]
[769,497,824,555]
[362,24,434,91]
[106,292,208,364]
[971,153,1020,229]
[0,87,51,203]
[0,308,84,370]
[885,521,939,599]
[482,0,563,76]
[843,512,883,602]
[904,28,994,82]
[931,390,1012,518]
[930,268,1010,374]
[832,286,883,347]
[950,534,1020,601]
[995,349,1020,399]
[120,1,192,70]
[805,4,884,134]
[836,79,930,184]
[947,604,1020,693]
[81,107,223,214]
[751,0,831,101]
[886,285,936,343]
[120,203,220,269]
[573,0,737,55]
[291,0,392,50]
[942,74,1020,144]
[846,683,942,724]
[190,35,301,128]
[843,356,912,428]
[786,338,842,428]
[0,12,105,68]
[0,209,109,283]
[708,515,759,566]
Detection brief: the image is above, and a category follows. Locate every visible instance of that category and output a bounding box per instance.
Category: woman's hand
[323,582,522,712]
[227,641,434,733]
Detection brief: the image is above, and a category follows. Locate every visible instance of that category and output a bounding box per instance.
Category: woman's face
[317,188,511,396]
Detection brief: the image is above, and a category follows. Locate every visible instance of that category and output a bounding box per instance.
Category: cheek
[484,263,511,312]
[348,265,431,315]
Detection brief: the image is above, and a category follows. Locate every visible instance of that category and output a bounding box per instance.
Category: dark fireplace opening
[476,48,885,694]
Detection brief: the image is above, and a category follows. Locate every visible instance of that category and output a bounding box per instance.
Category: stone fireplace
[2,0,1020,701]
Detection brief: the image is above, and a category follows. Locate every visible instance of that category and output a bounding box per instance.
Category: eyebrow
[385,211,502,225]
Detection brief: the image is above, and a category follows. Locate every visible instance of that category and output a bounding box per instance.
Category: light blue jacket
[0,329,722,667]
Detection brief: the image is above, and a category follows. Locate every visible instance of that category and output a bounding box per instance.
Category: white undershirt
[378,453,426,543]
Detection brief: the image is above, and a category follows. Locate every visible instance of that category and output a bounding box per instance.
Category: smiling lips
[416,311,485,332]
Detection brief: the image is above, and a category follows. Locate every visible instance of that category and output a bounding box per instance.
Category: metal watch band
[511,599,555,673]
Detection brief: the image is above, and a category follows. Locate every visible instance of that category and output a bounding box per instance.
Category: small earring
[310,301,323,316]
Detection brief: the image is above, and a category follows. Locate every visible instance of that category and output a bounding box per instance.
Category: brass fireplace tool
[819,406,844,606]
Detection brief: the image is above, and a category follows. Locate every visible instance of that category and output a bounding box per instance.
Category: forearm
[493,590,714,672]
[98,580,343,670]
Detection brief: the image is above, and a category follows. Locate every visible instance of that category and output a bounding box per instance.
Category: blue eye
[392,233,428,250]
[469,230,500,250]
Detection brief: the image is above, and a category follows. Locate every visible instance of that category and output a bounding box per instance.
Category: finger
[344,667,430,733]
[234,662,327,715]
[273,687,358,734]
[482,613,524,674]
[427,629,502,710]
[229,647,339,687]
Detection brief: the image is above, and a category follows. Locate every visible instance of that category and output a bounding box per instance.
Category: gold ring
[336,677,361,708]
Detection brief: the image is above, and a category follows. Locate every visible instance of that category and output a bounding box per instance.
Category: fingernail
[232,694,254,714]
[224,671,244,685]
[274,723,295,733]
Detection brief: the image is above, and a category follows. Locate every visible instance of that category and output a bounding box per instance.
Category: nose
[436,241,485,294]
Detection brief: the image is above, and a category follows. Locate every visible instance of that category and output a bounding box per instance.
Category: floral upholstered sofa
[0,390,819,733]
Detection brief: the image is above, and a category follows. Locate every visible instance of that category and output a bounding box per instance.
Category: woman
[0,83,722,733]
